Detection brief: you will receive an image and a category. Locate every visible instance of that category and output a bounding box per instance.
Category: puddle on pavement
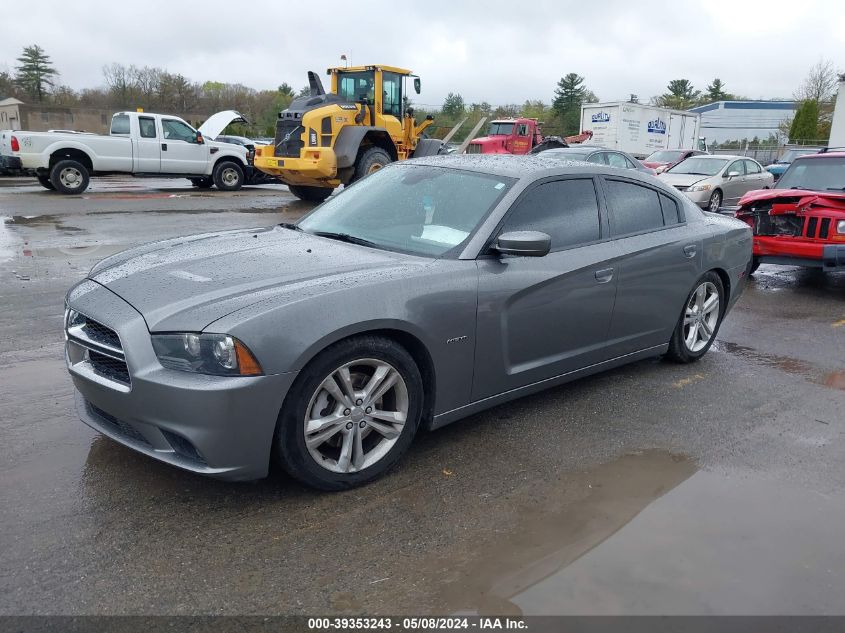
[418,453,845,616]
[714,341,845,391]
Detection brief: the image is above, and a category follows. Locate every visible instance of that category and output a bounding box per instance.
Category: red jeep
[735,151,845,273]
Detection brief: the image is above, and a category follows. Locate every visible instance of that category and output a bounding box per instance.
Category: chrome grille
[66,310,131,387]
[465,143,482,154]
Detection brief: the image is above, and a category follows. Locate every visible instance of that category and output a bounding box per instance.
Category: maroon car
[642,149,706,174]
[735,151,845,273]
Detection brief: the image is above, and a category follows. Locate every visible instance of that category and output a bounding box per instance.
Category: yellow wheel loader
[254,65,442,202]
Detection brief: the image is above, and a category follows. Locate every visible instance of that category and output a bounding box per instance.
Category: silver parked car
[65,155,752,490]
[659,155,774,211]
[540,146,655,175]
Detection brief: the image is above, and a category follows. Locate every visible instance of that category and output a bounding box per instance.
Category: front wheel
[287,184,333,202]
[707,189,722,213]
[49,159,90,194]
[37,174,55,191]
[665,272,725,363]
[275,336,424,490]
[212,161,244,191]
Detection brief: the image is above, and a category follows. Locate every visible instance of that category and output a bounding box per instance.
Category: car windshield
[646,150,685,163]
[488,122,515,136]
[297,164,515,257]
[667,157,728,176]
[778,149,818,163]
[775,157,845,191]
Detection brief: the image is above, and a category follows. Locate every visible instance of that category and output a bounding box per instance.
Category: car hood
[198,110,249,140]
[641,161,667,169]
[88,227,427,332]
[737,187,845,210]
[658,173,710,188]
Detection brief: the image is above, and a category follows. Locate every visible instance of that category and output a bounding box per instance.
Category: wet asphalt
[0,176,844,616]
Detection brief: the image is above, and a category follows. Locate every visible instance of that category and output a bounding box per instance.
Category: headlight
[685,184,712,192]
[151,333,263,376]
[837,220,845,234]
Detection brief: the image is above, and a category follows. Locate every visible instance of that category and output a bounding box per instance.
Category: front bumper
[66,280,297,481]
[754,238,845,271]
[254,146,340,186]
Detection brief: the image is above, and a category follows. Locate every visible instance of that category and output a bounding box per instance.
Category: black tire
[287,184,333,202]
[665,271,725,363]
[37,174,55,191]
[353,146,392,182]
[212,161,244,191]
[49,159,90,194]
[275,335,424,491]
[748,256,761,275]
[190,177,213,189]
[707,189,722,213]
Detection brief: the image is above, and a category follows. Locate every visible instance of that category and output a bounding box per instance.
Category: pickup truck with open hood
[0,110,252,194]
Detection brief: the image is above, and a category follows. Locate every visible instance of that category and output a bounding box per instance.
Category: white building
[688,100,797,144]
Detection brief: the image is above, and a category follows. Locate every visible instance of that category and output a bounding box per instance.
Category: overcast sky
[2,0,843,106]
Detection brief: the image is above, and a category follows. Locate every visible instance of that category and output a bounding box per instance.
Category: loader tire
[353,147,391,182]
[287,184,333,202]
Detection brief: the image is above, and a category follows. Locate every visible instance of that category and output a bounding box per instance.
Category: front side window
[110,114,130,135]
[726,160,746,176]
[382,71,402,117]
[162,119,196,142]
[338,71,375,103]
[605,180,664,236]
[501,178,601,251]
[138,117,156,139]
[298,164,514,257]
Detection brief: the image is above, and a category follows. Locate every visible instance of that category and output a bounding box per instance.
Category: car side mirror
[194,132,204,145]
[414,77,421,94]
[494,231,551,257]
[725,170,740,178]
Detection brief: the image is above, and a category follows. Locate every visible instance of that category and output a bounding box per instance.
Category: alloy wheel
[221,167,239,186]
[709,191,721,212]
[303,359,409,473]
[60,167,83,189]
[683,281,720,352]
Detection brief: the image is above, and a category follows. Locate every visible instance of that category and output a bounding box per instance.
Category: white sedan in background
[659,155,773,212]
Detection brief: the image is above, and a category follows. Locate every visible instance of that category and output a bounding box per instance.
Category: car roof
[797,151,845,159]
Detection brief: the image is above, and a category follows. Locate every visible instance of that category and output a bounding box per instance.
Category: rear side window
[502,178,601,250]
[659,193,681,224]
[110,114,130,135]
[138,117,156,138]
[606,153,631,169]
[605,180,664,236]
[744,159,761,174]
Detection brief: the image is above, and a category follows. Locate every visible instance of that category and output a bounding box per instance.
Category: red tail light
[11,136,20,152]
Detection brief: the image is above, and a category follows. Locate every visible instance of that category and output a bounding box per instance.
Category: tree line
[1,44,838,144]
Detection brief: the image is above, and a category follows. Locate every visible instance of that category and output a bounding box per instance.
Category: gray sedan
[540,146,655,175]
[64,155,752,490]
[659,155,774,211]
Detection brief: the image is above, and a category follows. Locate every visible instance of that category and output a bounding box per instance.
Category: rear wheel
[212,161,244,191]
[666,272,725,363]
[353,146,391,182]
[49,159,90,194]
[190,177,213,189]
[275,336,423,491]
[287,184,332,202]
[37,174,55,191]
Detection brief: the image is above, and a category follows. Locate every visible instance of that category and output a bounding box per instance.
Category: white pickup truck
[0,110,254,194]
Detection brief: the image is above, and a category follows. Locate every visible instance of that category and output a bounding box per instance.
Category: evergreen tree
[441,92,466,118]
[15,44,58,102]
[658,79,700,109]
[704,78,732,103]
[552,73,593,135]
[789,100,820,142]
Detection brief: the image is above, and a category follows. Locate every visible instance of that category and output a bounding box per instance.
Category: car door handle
[162,143,168,151]
[683,244,697,258]
[595,267,614,283]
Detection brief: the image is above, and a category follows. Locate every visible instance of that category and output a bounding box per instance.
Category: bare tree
[795,59,838,102]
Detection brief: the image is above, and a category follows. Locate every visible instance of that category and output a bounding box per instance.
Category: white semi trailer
[580,102,704,159]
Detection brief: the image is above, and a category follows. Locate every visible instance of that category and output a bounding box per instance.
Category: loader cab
[330,65,416,122]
